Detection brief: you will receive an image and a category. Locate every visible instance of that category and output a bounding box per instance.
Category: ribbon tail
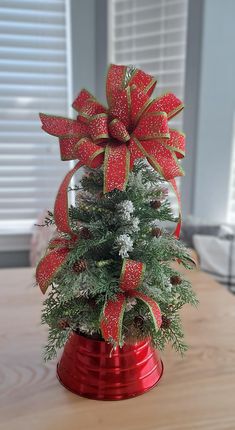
[36,247,70,294]
[128,290,162,332]
[169,179,182,239]
[54,161,83,234]
[100,293,126,345]
[103,144,130,193]
[39,113,84,137]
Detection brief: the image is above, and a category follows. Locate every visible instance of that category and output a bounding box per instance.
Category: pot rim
[71,330,151,348]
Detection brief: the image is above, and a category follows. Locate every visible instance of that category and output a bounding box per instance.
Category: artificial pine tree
[36,65,198,367]
[39,161,197,360]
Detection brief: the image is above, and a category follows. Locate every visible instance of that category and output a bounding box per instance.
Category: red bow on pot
[100,259,162,345]
[39,64,184,236]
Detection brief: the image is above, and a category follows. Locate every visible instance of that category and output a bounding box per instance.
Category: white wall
[183,0,235,223]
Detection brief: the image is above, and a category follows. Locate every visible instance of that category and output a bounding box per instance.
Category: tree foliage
[41,160,198,361]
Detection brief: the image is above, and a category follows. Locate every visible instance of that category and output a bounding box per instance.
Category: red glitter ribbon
[100,259,162,344]
[36,235,78,294]
[54,161,83,235]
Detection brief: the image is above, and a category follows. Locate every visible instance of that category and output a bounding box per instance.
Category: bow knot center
[108,118,130,144]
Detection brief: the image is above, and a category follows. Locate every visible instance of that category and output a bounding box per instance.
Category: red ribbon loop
[133,112,170,140]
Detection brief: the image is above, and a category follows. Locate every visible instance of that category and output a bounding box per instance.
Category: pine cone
[167,304,174,313]
[161,315,171,329]
[150,200,161,209]
[151,227,162,238]
[79,227,92,240]
[134,315,144,329]
[88,298,97,309]
[73,259,87,274]
[170,275,182,285]
[57,319,70,330]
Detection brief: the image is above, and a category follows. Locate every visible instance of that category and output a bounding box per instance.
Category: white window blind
[109,0,188,213]
[109,0,188,130]
[0,0,70,236]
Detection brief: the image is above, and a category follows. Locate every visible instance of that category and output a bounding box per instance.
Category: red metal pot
[57,332,163,400]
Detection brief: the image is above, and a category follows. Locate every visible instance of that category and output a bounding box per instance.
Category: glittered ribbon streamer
[170,178,182,239]
[54,161,83,235]
[36,236,78,294]
[53,145,104,235]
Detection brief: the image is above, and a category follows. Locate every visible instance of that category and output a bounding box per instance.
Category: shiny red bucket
[57,332,163,400]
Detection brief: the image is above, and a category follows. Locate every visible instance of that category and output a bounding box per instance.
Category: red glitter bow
[39,64,184,237]
[100,259,162,345]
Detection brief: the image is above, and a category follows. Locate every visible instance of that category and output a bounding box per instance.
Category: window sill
[0,221,34,252]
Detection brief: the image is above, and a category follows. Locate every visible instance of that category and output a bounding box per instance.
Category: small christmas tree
[36,65,197,362]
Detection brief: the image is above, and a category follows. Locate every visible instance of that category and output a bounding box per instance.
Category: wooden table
[0,267,235,430]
